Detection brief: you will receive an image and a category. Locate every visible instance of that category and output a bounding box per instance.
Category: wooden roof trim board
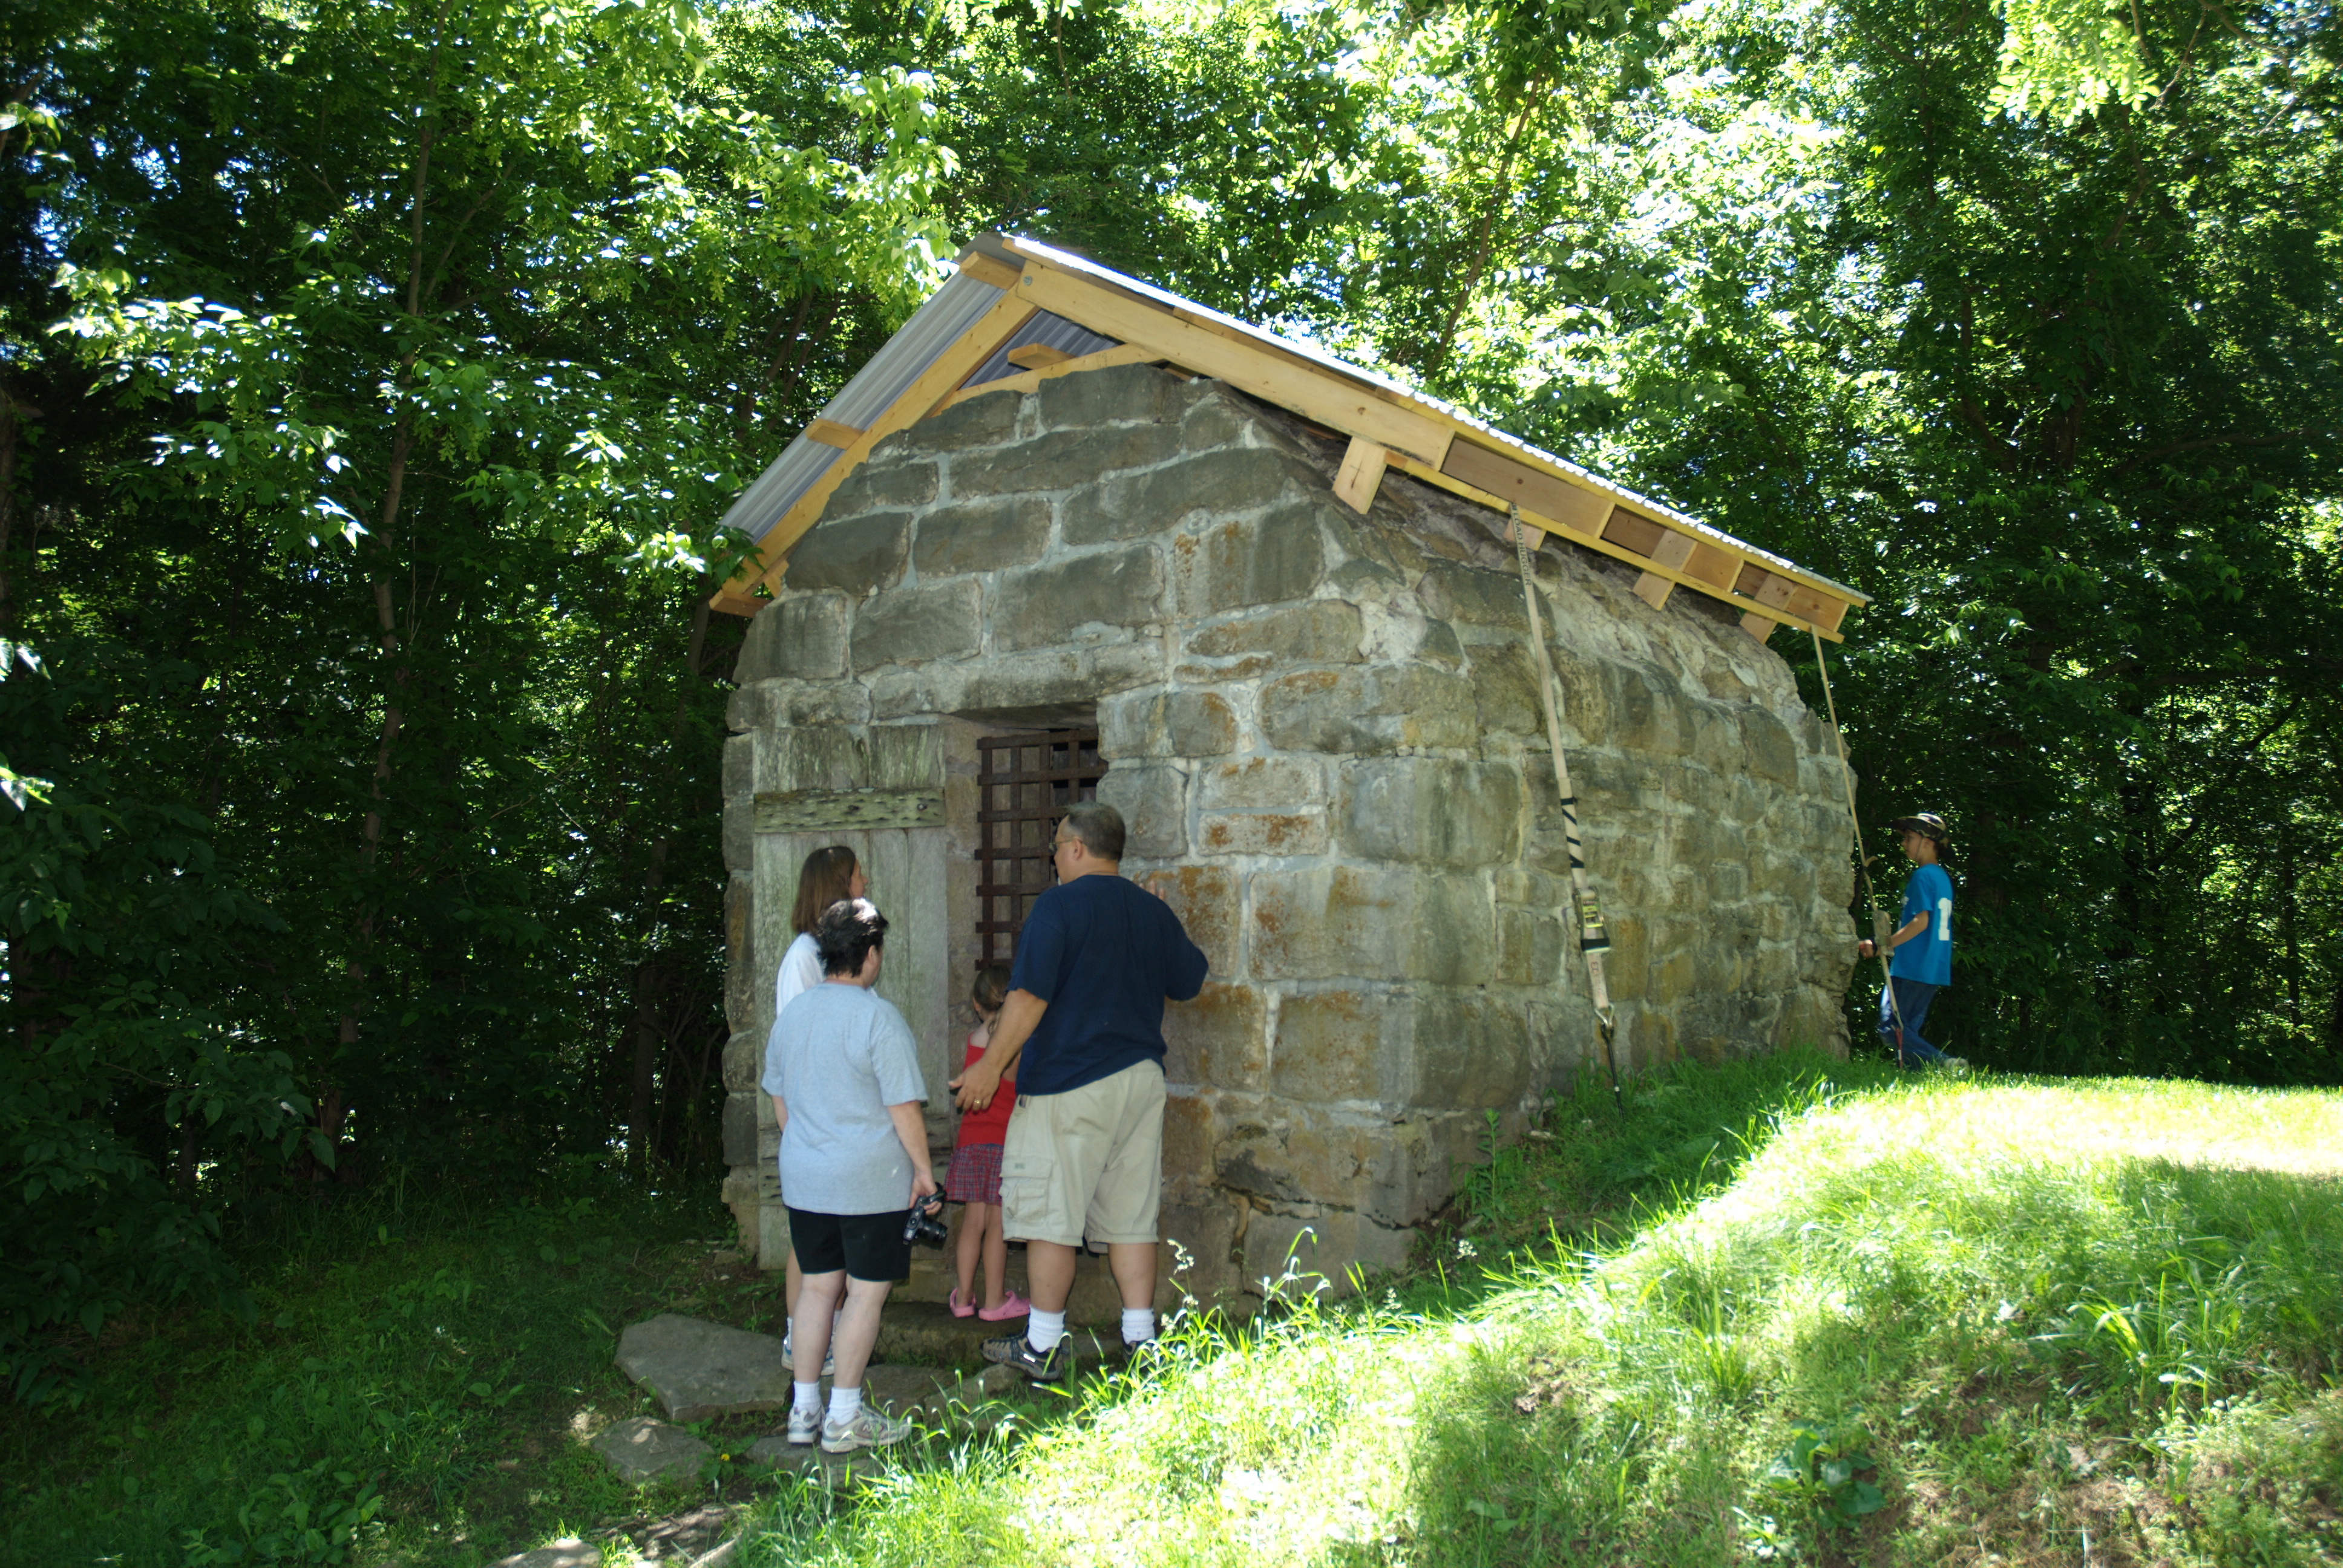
[712,234,1869,641]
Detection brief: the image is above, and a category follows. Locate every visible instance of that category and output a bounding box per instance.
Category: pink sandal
[976,1291,1031,1322]
[947,1289,976,1319]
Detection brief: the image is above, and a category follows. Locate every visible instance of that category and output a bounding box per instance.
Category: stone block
[1240,1204,1414,1297]
[722,792,751,874]
[1411,989,1532,1109]
[723,1031,762,1094]
[1248,866,1493,985]
[896,391,1019,455]
[1497,905,1563,986]
[726,678,871,731]
[1162,1090,1219,1194]
[723,731,755,795]
[783,511,911,594]
[1256,666,1476,755]
[1063,447,1309,545]
[1096,762,1188,860]
[589,1417,713,1486]
[1548,650,1611,745]
[1198,755,1325,810]
[829,451,940,519]
[850,579,981,668]
[988,545,1164,650]
[1199,811,1327,857]
[1179,388,1254,451]
[1184,600,1363,667]
[1034,361,1190,429]
[1689,705,1742,777]
[952,424,1184,497]
[1138,863,1237,974]
[1418,618,1466,671]
[912,494,1052,577]
[1170,500,1329,616]
[739,592,851,684]
[721,1091,760,1167]
[1333,757,1524,867]
[1271,987,1401,1103]
[725,873,753,1025]
[870,641,1165,721]
[1416,558,1529,628]
[1741,708,1800,785]
[1100,689,1239,759]
[1606,664,1690,757]
[615,1313,793,1422]
[1163,982,1267,1091]
[1159,1193,1248,1302]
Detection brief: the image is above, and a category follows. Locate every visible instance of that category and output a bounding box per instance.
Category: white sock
[827,1384,862,1423]
[793,1379,821,1412]
[1121,1307,1156,1345]
[1027,1307,1067,1353]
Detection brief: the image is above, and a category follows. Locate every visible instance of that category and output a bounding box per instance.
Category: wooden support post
[1333,436,1389,514]
[1006,342,1075,371]
[1633,529,1699,610]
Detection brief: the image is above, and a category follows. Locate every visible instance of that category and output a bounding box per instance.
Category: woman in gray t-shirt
[758,898,933,1456]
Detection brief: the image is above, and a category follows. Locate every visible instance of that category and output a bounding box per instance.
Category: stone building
[710,236,1869,1312]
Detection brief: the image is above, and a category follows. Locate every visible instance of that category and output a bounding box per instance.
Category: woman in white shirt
[776,844,864,1369]
[776,845,865,1018]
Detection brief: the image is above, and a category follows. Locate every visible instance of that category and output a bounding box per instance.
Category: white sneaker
[786,1404,821,1446]
[820,1405,913,1454]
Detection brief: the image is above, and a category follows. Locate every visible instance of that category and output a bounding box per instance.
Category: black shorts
[787,1206,912,1283]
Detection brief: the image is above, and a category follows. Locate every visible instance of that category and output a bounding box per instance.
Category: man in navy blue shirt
[951,802,1208,1382]
[1858,812,1963,1070]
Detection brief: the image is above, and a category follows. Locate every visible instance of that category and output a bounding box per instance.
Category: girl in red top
[947,965,1029,1320]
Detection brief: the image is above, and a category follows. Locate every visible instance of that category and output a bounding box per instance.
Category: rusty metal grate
[975,728,1105,963]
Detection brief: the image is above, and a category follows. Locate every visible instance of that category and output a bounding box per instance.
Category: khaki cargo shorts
[999,1059,1165,1249]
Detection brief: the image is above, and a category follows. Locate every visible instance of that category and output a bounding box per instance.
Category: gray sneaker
[781,1339,835,1378]
[785,1403,821,1447]
[820,1404,913,1454]
[983,1331,1070,1384]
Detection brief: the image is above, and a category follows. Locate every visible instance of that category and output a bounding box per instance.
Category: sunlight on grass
[738,1067,2343,1567]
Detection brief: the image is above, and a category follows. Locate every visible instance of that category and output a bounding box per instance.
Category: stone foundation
[719,362,1855,1313]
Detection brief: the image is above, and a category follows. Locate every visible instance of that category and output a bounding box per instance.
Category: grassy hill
[7,1055,2338,1566]
[736,1058,2343,1567]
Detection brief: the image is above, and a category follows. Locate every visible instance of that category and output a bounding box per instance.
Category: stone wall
[719,362,1855,1310]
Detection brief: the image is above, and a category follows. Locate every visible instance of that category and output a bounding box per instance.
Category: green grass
[11,1056,2342,1567]
[724,1056,2343,1567]
[0,1175,762,1566]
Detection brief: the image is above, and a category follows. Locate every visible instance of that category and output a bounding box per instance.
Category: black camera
[903,1194,949,1249]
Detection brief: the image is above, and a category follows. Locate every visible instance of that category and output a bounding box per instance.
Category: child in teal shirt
[1858,814,1962,1068]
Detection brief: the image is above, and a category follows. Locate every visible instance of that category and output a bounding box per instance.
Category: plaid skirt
[946,1140,1004,1206]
